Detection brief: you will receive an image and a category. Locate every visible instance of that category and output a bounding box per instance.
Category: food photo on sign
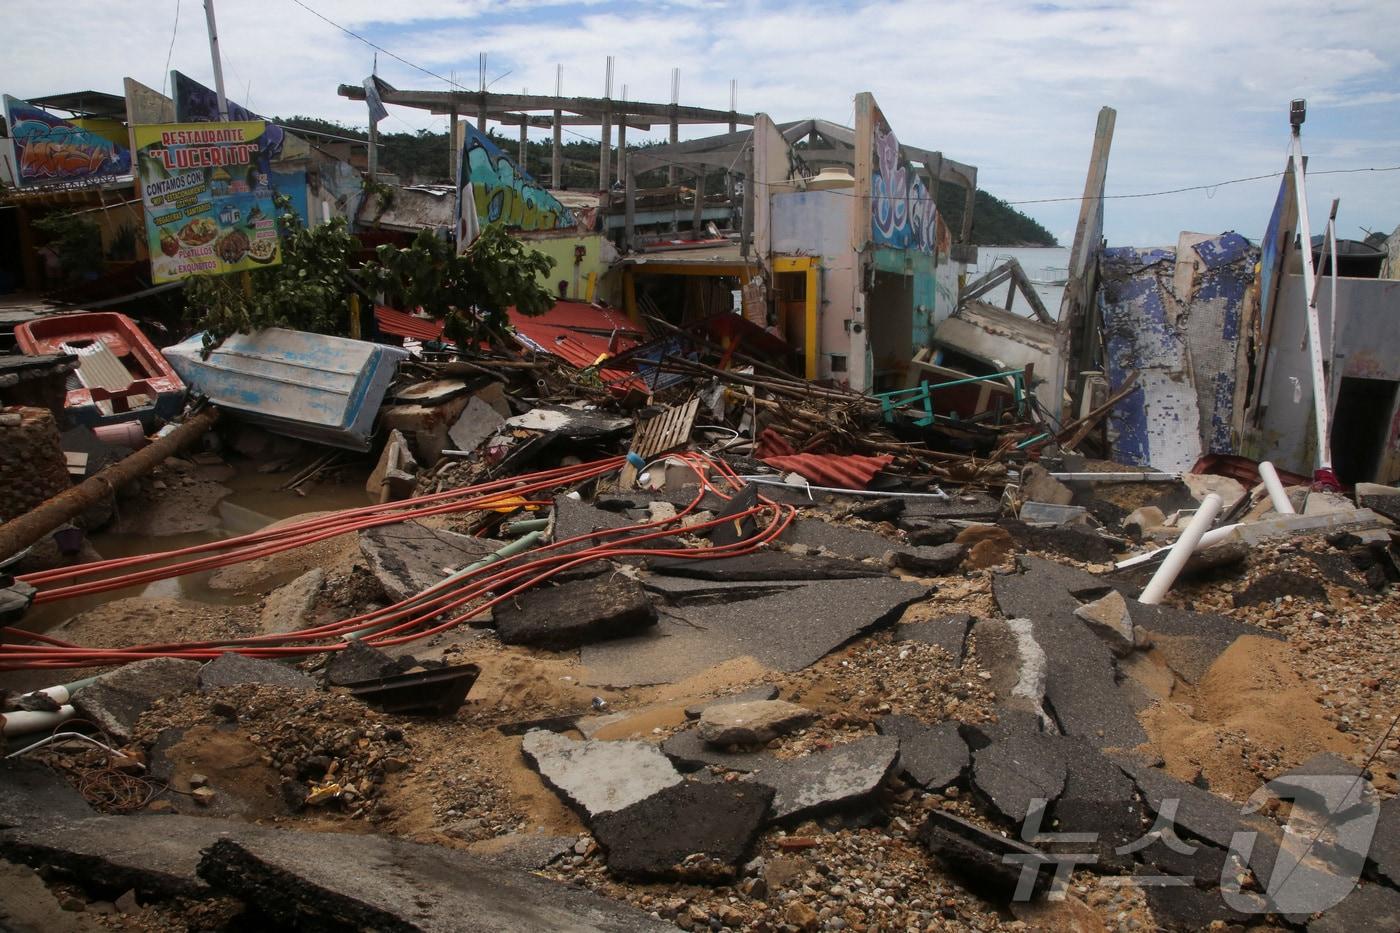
[134,120,283,283]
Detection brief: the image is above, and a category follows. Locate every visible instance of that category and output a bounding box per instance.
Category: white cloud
[2,0,1396,243]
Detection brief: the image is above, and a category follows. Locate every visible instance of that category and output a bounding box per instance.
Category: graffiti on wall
[3,95,131,188]
[869,108,947,255]
[459,124,575,239]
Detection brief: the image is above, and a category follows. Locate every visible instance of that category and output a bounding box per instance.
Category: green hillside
[934,181,1058,247]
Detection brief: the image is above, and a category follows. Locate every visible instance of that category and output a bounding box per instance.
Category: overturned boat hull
[162,329,409,451]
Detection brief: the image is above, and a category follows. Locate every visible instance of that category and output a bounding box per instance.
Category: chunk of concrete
[661,728,773,773]
[697,700,817,746]
[972,728,1068,822]
[1355,483,1400,524]
[885,542,968,576]
[521,729,681,820]
[365,428,418,503]
[876,716,968,790]
[71,657,201,742]
[896,612,974,663]
[324,640,401,686]
[1123,505,1166,539]
[258,567,325,634]
[901,519,958,547]
[1073,590,1140,655]
[1019,502,1091,526]
[494,575,656,649]
[198,652,316,692]
[379,395,470,465]
[448,394,506,454]
[743,735,899,822]
[919,808,1054,901]
[197,829,670,931]
[1021,464,1073,506]
[1304,491,1357,517]
[0,814,258,898]
[684,685,780,720]
[0,760,94,830]
[591,781,774,881]
[357,521,505,603]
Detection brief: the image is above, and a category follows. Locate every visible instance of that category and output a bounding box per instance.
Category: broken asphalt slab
[0,860,106,933]
[197,652,317,692]
[521,729,681,820]
[1111,757,1254,852]
[742,735,899,822]
[463,833,575,872]
[0,814,262,899]
[357,522,505,603]
[992,558,1147,748]
[581,577,930,686]
[645,550,884,582]
[970,726,1069,823]
[780,518,899,561]
[72,657,202,743]
[919,808,1053,901]
[1047,737,1143,868]
[258,567,325,634]
[1307,881,1400,933]
[875,716,968,790]
[885,542,968,576]
[1371,797,1400,886]
[591,780,775,881]
[661,728,774,773]
[197,829,670,932]
[1121,600,1280,684]
[493,575,657,649]
[0,760,94,830]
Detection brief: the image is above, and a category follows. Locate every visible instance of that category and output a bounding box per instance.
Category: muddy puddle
[19,460,371,634]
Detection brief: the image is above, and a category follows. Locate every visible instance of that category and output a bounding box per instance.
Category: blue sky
[4,0,1398,246]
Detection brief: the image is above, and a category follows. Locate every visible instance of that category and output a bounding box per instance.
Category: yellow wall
[521,232,610,302]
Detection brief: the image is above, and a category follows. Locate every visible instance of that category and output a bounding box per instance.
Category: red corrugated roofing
[755,429,893,489]
[374,305,446,343]
[508,301,647,393]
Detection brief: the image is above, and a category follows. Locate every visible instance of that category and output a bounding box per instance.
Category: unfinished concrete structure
[620,93,979,391]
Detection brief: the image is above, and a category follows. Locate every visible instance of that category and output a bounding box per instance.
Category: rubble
[683,684,781,719]
[71,657,202,742]
[883,541,967,576]
[521,729,682,820]
[968,723,1068,822]
[258,567,326,634]
[895,612,974,662]
[197,651,317,692]
[357,521,505,603]
[918,808,1053,901]
[875,715,968,790]
[493,575,657,649]
[198,829,670,931]
[743,735,900,822]
[590,781,775,880]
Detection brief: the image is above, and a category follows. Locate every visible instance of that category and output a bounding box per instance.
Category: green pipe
[500,518,550,537]
[345,531,546,641]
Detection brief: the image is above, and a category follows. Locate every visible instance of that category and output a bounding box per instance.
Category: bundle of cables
[2,452,795,672]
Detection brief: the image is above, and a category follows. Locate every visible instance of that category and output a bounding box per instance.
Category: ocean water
[964,245,1073,320]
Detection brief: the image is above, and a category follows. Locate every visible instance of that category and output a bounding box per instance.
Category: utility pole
[203,0,230,119]
[551,64,563,188]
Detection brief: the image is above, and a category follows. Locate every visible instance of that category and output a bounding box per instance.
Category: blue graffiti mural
[459,124,574,234]
[870,113,943,255]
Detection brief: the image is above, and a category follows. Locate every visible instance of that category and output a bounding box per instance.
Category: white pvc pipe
[1259,461,1296,515]
[0,705,76,737]
[1115,522,1242,570]
[1138,493,1222,605]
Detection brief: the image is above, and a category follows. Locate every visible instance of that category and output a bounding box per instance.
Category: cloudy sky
[4,0,1397,245]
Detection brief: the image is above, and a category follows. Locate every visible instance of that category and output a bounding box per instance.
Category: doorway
[1331,376,1399,484]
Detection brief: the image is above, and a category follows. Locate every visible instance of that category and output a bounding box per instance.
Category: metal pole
[551,64,562,188]
[203,0,230,119]
[1287,101,1336,487]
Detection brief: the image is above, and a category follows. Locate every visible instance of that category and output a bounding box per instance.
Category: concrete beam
[337,84,751,125]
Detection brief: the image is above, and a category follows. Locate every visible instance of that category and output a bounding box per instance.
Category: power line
[161,0,181,98]
[284,0,471,91]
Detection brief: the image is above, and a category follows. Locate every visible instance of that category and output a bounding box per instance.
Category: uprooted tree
[185,196,557,355]
[358,224,556,349]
